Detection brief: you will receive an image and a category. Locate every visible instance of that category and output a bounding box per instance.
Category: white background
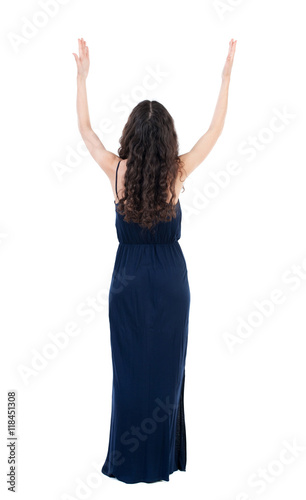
[1,0,306,499]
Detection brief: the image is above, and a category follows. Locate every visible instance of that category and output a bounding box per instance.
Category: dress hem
[101,465,186,484]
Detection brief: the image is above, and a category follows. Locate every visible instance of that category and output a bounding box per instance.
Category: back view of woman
[73,37,237,484]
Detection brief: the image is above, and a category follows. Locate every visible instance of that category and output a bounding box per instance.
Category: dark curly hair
[116,100,186,230]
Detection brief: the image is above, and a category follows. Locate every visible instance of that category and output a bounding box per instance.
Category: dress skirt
[101,239,190,484]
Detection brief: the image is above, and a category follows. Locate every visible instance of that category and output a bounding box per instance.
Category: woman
[73,37,237,484]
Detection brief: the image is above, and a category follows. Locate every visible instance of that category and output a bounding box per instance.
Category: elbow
[79,125,93,138]
[207,125,223,137]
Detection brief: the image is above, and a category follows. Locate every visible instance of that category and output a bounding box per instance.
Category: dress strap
[115,160,121,198]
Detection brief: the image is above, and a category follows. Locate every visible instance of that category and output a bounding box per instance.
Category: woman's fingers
[77,38,89,58]
[228,39,237,59]
[79,38,84,59]
[78,38,84,56]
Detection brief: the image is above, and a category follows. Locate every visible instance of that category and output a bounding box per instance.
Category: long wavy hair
[116,100,186,230]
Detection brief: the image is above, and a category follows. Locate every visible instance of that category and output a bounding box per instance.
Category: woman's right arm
[179,39,237,180]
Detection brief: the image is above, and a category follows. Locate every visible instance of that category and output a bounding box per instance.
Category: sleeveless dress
[101,160,191,483]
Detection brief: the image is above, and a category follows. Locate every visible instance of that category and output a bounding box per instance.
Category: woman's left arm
[73,38,119,174]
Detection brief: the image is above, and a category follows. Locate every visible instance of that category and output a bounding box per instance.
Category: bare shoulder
[103,153,122,177]
[110,158,127,201]
[177,153,193,183]
[177,154,189,184]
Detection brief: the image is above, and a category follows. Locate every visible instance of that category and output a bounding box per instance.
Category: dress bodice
[114,200,181,244]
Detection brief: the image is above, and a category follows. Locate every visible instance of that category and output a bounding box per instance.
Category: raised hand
[221,38,237,80]
[72,38,90,79]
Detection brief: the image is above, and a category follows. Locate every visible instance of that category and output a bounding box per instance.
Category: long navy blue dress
[101,160,191,483]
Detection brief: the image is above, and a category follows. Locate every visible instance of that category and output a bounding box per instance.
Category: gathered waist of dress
[118,241,179,245]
